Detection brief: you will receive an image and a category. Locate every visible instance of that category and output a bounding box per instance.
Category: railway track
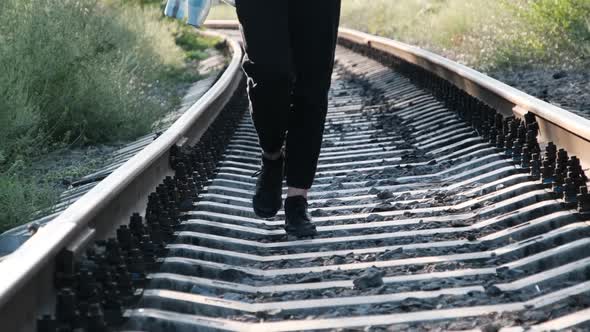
[2,22,590,332]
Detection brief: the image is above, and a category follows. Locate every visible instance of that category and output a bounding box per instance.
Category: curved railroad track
[2,21,590,332]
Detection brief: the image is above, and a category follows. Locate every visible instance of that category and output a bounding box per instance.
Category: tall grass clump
[0,169,57,232]
[0,0,187,161]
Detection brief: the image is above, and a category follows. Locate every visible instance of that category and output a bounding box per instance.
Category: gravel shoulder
[490,67,590,118]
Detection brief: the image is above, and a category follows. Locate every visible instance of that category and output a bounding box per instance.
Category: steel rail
[0,29,243,330]
[335,27,590,169]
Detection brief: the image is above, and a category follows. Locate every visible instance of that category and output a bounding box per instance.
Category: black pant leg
[285,0,341,189]
[235,0,292,154]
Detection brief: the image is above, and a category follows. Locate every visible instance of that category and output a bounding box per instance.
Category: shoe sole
[253,206,280,218]
[253,197,282,218]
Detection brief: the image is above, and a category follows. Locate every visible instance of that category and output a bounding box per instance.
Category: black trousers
[235,0,341,189]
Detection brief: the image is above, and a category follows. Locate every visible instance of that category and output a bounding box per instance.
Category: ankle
[287,187,308,199]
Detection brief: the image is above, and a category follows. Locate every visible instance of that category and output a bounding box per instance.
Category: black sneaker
[252,155,284,218]
[284,196,317,237]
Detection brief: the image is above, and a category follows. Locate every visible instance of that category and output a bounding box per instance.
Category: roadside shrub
[528,0,590,53]
[504,0,590,65]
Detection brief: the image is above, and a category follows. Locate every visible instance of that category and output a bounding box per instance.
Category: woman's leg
[235,0,292,218]
[282,0,341,237]
[235,0,292,156]
[286,0,342,192]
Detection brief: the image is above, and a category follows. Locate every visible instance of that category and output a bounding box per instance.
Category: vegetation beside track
[340,0,590,70]
[210,0,590,70]
[0,0,219,232]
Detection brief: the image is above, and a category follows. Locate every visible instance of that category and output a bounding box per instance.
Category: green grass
[0,0,219,233]
[175,26,221,57]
